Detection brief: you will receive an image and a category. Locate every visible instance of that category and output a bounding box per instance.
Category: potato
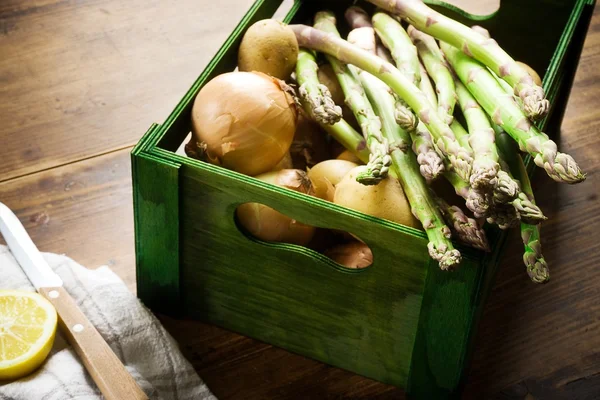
[308,159,358,201]
[238,19,299,80]
[336,150,363,164]
[324,241,373,269]
[516,61,543,86]
[334,166,421,229]
[317,64,344,106]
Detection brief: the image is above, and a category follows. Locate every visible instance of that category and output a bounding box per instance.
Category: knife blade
[0,202,148,400]
[0,202,63,289]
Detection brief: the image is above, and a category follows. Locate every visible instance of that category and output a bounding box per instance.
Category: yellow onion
[324,241,373,269]
[236,169,316,246]
[190,71,298,176]
[272,152,294,171]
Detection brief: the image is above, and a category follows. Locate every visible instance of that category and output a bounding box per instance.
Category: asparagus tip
[492,170,520,204]
[524,96,550,121]
[428,243,462,270]
[394,104,419,132]
[470,160,500,190]
[440,203,491,252]
[487,205,520,230]
[355,154,392,186]
[417,150,445,182]
[298,83,343,125]
[524,253,550,284]
[465,187,491,218]
[512,193,547,225]
[542,152,586,184]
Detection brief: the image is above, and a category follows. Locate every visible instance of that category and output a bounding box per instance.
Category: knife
[0,202,148,400]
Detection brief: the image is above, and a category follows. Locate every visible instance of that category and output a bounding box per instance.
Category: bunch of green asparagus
[291,2,586,282]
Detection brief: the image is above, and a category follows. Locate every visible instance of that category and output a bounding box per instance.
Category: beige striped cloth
[0,245,217,400]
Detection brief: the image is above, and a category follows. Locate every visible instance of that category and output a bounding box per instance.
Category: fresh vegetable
[290,23,473,182]
[366,0,550,121]
[443,169,490,218]
[190,71,297,176]
[272,152,294,170]
[0,291,57,380]
[237,19,299,80]
[492,169,520,205]
[454,78,500,189]
[495,127,549,283]
[296,48,343,125]
[351,25,461,270]
[334,165,422,230]
[450,119,473,153]
[491,129,546,225]
[236,169,316,246]
[413,61,445,182]
[314,12,391,185]
[320,118,370,164]
[289,113,331,170]
[324,241,373,269]
[436,197,490,252]
[516,61,543,87]
[308,159,359,201]
[441,41,585,184]
[336,150,363,164]
[408,26,456,125]
[346,8,418,133]
[372,11,420,86]
[317,63,345,106]
[471,26,544,87]
[486,203,520,230]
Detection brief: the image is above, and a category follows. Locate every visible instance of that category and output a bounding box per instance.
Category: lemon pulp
[0,290,57,380]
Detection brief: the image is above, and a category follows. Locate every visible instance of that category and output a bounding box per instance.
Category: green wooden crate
[131,1,595,398]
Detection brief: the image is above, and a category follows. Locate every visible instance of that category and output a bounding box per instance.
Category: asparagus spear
[349,26,462,269]
[295,49,343,125]
[407,26,456,125]
[313,12,391,185]
[417,61,437,106]
[320,119,370,164]
[486,203,520,230]
[492,169,519,205]
[372,10,444,182]
[372,11,420,86]
[436,196,490,252]
[345,8,418,132]
[365,0,549,121]
[440,41,585,184]
[450,119,472,153]
[290,22,473,182]
[520,222,550,283]
[495,126,548,225]
[454,78,500,189]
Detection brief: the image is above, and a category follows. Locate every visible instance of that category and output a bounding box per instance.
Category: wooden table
[1,1,599,398]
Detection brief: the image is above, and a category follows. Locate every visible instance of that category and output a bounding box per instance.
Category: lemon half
[0,290,58,380]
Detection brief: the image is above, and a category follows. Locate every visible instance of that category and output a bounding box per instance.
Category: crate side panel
[178,163,430,387]
[133,153,181,313]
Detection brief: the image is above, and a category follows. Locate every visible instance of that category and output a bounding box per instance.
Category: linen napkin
[0,245,217,400]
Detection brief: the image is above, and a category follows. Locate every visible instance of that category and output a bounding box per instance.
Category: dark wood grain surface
[1,1,599,399]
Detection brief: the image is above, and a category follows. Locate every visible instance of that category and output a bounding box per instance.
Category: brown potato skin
[238,19,299,80]
[334,166,422,230]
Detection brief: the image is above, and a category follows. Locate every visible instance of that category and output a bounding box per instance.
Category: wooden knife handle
[40,286,149,400]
